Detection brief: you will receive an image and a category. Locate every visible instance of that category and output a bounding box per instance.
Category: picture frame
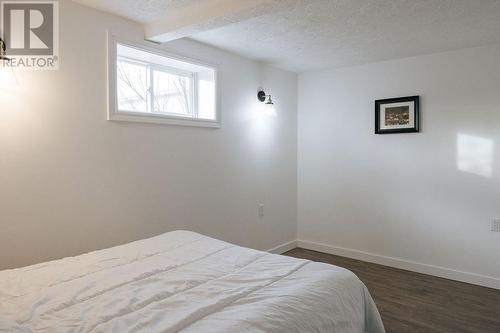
[375,96,420,134]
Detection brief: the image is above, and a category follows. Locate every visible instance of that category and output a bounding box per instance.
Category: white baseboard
[267,240,298,254]
[297,239,500,290]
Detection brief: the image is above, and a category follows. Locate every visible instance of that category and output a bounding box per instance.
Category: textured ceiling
[74,0,500,72]
[191,0,500,72]
[73,0,200,23]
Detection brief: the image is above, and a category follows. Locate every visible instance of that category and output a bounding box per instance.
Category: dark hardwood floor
[284,248,500,333]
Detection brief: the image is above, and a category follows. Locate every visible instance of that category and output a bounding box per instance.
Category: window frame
[107,35,220,128]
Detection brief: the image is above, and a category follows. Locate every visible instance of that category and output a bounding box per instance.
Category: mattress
[0,231,385,332]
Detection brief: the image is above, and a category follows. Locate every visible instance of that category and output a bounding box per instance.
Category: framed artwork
[375,96,420,134]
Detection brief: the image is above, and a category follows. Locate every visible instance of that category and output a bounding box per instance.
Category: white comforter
[0,231,385,333]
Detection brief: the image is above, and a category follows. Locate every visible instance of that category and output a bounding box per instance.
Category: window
[108,38,219,127]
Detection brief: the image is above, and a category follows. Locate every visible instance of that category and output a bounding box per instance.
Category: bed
[0,231,385,332]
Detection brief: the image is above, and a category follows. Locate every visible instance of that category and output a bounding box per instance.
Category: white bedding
[0,231,385,333]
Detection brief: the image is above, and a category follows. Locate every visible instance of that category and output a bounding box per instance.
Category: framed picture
[375,96,420,134]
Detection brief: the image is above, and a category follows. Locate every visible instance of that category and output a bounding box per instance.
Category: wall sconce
[257,90,277,117]
[0,38,11,61]
[257,90,274,105]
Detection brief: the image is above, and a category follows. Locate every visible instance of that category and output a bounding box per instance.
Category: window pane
[113,43,218,126]
[198,79,216,120]
[117,60,148,113]
[153,70,193,116]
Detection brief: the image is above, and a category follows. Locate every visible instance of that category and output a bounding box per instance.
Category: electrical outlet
[492,219,500,232]
[258,204,264,218]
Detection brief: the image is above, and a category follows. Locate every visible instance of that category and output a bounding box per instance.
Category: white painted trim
[297,239,500,290]
[267,240,298,254]
[109,112,221,128]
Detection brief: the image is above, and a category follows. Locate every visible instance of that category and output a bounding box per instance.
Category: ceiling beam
[145,0,286,43]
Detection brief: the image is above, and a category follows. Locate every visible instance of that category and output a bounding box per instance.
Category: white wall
[0,1,297,269]
[298,44,500,288]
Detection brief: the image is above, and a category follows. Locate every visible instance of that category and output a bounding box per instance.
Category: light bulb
[264,102,277,117]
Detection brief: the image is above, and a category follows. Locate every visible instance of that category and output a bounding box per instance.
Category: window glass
[111,42,218,127]
[117,60,149,113]
[152,69,193,116]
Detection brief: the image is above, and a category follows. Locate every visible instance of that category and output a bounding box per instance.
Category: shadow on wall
[457,133,494,178]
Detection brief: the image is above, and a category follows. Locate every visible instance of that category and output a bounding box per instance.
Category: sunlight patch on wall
[457,133,494,178]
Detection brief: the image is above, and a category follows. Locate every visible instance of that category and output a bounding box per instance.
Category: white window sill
[109,111,221,128]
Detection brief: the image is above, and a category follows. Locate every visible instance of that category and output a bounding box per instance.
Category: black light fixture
[257,90,274,105]
[0,38,11,61]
